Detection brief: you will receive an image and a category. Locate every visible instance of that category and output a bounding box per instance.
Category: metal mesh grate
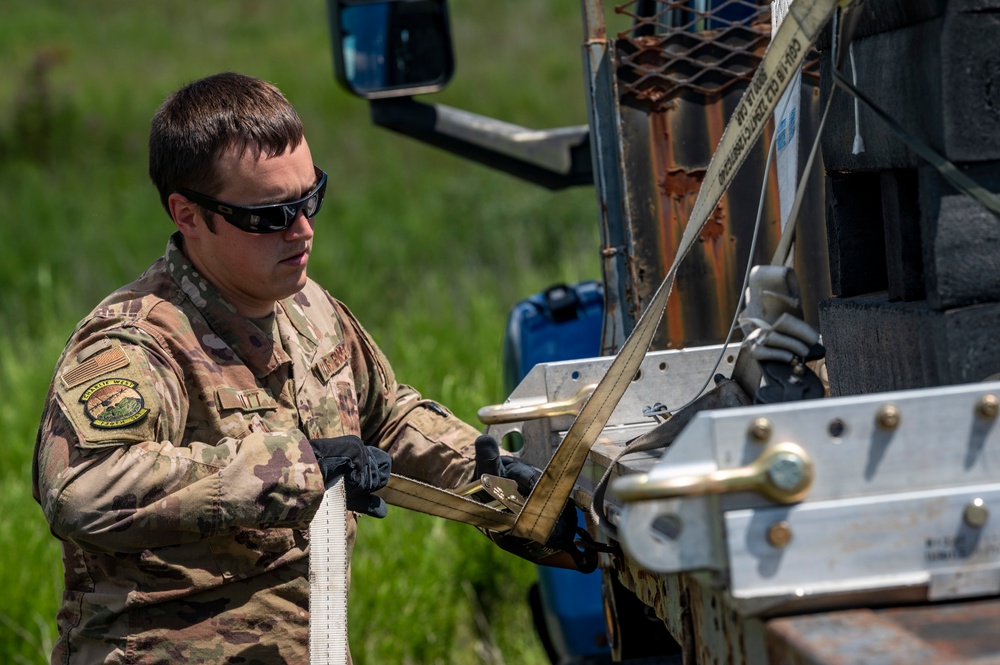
[614,0,818,105]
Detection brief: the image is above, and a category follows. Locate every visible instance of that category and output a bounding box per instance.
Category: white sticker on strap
[773,0,803,234]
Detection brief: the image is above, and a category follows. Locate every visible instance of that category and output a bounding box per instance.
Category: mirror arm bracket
[369,97,593,190]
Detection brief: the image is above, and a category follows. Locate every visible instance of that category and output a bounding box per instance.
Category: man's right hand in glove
[309,435,392,518]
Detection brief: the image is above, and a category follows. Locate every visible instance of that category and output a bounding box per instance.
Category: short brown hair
[148,72,304,219]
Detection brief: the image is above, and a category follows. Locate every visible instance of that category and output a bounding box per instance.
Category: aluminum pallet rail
[484,346,1000,664]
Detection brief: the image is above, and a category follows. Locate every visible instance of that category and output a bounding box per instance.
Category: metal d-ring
[609,441,813,504]
[478,382,598,424]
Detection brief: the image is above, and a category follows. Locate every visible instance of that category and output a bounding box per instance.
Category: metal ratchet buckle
[457,474,605,572]
[456,474,525,513]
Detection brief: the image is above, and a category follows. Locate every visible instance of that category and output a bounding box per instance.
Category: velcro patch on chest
[314,344,351,383]
[216,387,278,412]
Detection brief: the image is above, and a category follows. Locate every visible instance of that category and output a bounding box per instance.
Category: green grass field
[0,1,601,662]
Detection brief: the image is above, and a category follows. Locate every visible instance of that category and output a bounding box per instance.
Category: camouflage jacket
[33,233,480,664]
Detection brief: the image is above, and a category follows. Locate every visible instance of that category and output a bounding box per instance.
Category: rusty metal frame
[582,0,828,354]
[581,0,637,355]
[575,0,831,661]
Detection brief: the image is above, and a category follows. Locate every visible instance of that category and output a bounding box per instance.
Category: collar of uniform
[164,233,292,378]
[278,288,321,348]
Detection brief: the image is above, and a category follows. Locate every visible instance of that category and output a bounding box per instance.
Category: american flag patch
[61,346,130,390]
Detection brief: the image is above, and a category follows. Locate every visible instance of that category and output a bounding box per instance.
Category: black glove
[498,454,542,498]
[473,435,580,559]
[310,435,392,518]
[473,434,541,497]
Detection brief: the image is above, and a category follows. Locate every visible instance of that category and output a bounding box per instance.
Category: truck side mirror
[327,0,455,99]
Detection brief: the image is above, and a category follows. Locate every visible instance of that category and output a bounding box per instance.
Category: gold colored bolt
[749,417,772,443]
[977,394,1000,420]
[876,404,901,431]
[965,498,990,528]
[767,521,793,548]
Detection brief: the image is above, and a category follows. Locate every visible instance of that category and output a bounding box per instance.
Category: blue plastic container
[502,281,610,660]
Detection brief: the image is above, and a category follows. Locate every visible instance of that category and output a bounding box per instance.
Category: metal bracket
[613,380,1000,615]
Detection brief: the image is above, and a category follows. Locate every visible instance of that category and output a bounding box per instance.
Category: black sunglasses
[179,166,328,234]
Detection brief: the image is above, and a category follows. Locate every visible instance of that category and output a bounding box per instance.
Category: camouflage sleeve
[333,302,479,490]
[34,330,325,555]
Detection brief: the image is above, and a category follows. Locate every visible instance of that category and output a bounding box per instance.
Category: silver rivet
[876,404,901,431]
[965,498,989,528]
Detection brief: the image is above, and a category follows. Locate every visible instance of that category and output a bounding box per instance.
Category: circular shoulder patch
[80,378,150,429]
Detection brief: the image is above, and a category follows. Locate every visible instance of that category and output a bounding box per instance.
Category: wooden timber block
[819,293,1000,396]
[880,168,925,302]
[825,171,888,297]
[818,4,1000,172]
[918,162,1000,310]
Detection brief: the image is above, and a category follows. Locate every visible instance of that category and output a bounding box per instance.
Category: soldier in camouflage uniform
[32,72,490,664]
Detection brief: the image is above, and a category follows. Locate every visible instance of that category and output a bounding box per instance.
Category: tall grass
[0,1,600,663]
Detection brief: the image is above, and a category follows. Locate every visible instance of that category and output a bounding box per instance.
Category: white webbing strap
[510,0,848,544]
[310,477,349,665]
